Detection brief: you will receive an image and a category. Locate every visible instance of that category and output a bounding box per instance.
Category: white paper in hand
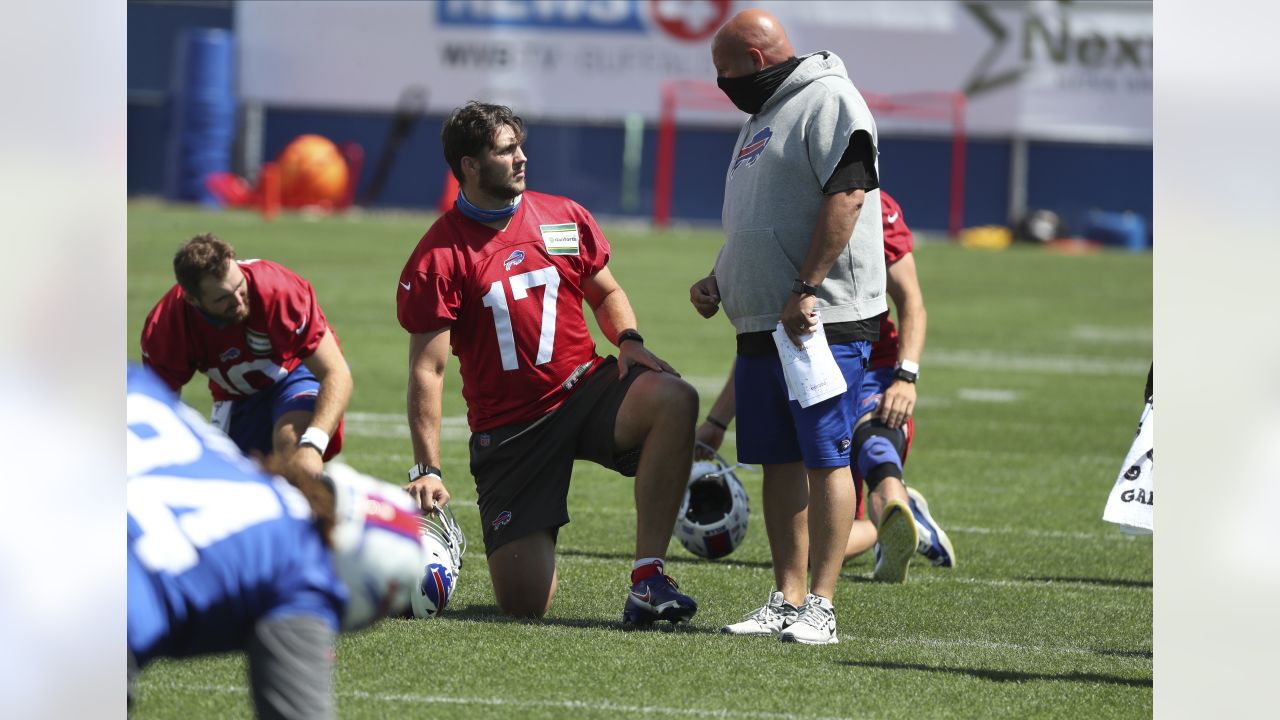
[771,319,847,408]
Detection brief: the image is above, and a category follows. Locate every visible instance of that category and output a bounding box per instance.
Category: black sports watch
[791,279,819,296]
[893,359,919,384]
[617,329,644,346]
[407,464,443,483]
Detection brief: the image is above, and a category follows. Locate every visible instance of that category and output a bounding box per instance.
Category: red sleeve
[880,191,914,265]
[574,202,612,276]
[397,233,463,334]
[139,289,196,391]
[250,261,329,359]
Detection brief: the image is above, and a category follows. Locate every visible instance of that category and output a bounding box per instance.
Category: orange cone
[259,162,281,222]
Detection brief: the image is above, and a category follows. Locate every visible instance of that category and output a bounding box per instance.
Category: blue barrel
[165,28,236,206]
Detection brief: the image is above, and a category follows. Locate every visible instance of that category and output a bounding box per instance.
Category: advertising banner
[237,0,1151,142]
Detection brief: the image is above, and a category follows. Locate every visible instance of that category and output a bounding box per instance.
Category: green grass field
[127,201,1152,719]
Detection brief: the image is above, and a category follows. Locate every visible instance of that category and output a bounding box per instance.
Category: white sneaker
[779,594,838,645]
[873,498,918,583]
[720,590,799,636]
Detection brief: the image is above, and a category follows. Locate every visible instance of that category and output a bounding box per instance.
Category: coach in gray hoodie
[690,9,900,646]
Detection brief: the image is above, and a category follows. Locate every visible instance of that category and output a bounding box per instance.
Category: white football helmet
[324,462,434,631]
[410,502,467,619]
[674,443,750,559]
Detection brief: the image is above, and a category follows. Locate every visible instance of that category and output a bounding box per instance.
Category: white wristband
[897,359,920,375]
[298,426,330,455]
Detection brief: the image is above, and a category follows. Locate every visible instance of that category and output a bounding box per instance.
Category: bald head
[712,9,796,78]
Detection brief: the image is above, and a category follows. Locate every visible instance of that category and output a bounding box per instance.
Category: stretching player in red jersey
[397,101,699,625]
[141,234,351,483]
[697,191,955,594]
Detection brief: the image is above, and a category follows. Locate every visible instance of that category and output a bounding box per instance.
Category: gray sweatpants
[247,615,336,720]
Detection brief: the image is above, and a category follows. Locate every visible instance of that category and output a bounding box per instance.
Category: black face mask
[717,56,802,115]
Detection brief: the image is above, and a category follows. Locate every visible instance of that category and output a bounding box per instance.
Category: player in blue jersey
[127,364,430,719]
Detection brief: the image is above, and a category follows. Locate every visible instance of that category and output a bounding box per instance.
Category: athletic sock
[630,557,664,584]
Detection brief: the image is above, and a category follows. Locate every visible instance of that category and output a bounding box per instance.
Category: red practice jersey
[397,191,611,432]
[141,259,334,401]
[869,191,914,369]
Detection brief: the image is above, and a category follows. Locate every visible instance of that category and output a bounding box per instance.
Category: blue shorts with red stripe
[854,367,895,421]
[734,340,872,469]
[225,365,343,460]
[850,365,915,519]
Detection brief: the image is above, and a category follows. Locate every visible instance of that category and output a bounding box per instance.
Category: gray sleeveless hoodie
[715,51,887,335]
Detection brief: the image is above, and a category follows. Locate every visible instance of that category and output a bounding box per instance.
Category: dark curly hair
[441,101,526,182]
[173,233,235,298]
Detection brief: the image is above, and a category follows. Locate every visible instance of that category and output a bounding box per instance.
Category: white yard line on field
[440,511,1138,545]
[344,411,737,444]
[345,411,469,425]
[338,415,1134,545]
[926,446,1117,466]
[685,375,736,396]
[946,524,1134,542]
[344,345,1146,439]
[342,411,467,441]
[558,554,1148,593]
[909,574,1151,593]
[342,691,858,720]
[1071,325,1152,344]
[926,349,1147,376]
[396,506,1142,545]
[840,633,1151,658]
[956,388,1020,403]
[345,342,1146,438]
[152,683,859,720]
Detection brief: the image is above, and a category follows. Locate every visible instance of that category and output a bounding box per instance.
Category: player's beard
[478,161,525,201]
[201,299,249,326]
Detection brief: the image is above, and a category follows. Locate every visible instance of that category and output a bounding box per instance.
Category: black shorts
[470,357,645,556]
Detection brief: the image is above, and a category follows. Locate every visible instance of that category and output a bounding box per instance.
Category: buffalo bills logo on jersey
[503,249,526,271]
[732,127,773,172]
[219,347,241,363]
[491,510,513,531]
[861,393,883,410]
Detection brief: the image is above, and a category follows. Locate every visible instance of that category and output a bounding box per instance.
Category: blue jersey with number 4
[127,364,346,666]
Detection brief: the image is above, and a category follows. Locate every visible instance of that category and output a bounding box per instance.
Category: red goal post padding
[654,80,967,237]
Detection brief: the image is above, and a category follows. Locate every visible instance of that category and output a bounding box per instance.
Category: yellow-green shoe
[873,499,918,583]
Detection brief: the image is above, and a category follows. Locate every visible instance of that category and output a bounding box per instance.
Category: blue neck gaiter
[456,189,522,223]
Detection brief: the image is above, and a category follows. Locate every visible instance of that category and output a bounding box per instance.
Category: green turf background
[128,202,1152,719]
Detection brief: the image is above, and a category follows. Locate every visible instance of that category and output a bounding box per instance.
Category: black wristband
[408,464,443,482]
[617,329,644,346]
[792,279,819,296]
[705,415,729,431]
